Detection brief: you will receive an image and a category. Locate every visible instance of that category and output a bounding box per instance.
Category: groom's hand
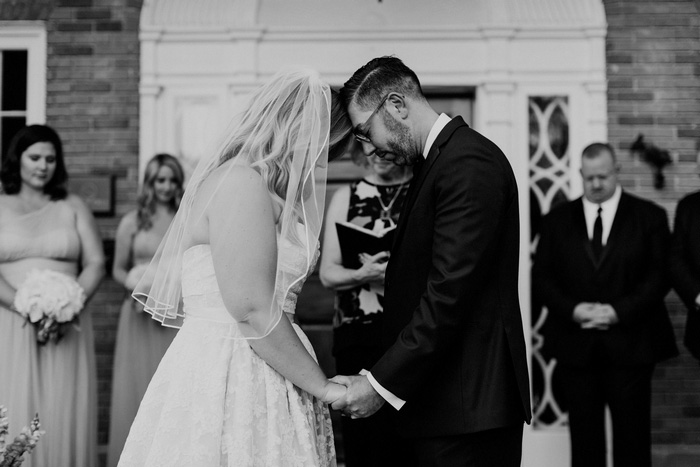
[329,374,385,419]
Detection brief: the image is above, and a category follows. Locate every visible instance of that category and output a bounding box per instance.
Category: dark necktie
[592,205,603,259]
[413,155,425,177]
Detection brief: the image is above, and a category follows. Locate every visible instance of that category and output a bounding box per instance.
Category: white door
[523,95,573,467]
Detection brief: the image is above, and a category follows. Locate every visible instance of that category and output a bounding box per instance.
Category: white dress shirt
[582,185,622,246]
[366,113,452,411]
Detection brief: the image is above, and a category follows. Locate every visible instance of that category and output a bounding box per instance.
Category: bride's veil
[133,69,342,339]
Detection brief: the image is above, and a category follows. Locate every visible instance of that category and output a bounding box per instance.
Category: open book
[335,221,396,270]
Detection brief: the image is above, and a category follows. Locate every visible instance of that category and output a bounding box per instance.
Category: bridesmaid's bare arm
[67,194,106,299]
[0,203,17,309]
[112,211,138,288]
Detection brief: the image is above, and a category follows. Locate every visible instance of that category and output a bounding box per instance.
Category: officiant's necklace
[377,182,407,220]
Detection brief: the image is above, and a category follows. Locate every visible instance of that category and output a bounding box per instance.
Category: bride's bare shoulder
[197,161,269,206]
[209,161,262,186]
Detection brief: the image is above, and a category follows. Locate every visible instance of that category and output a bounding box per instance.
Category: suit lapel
[391,117,468,251]
[576,191,630,268]
[572,198,598,266]
[391,147,435,252]
[597,192,630,266]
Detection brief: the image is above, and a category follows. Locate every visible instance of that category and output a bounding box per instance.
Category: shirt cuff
[364,370,406,410]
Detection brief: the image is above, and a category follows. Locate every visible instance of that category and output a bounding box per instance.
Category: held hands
[573,302,619,330]
[320,381,347,406]
[328,374,385,419]
[354,251,390,284]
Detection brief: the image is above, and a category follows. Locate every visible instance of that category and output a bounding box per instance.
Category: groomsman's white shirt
[582,185,622,245]
[366,113,452,411]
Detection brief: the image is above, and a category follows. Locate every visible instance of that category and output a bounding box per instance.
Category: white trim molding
[139,2,608,465]
[0,21,47,125]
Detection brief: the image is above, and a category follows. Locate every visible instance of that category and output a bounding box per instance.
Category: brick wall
[0,0,142,460]
[603,0,700,449]
[8,0,144,456]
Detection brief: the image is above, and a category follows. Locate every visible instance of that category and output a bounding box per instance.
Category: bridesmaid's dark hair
[1,124,68,200]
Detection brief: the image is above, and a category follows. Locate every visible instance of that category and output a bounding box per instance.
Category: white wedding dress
[117,241,336,467]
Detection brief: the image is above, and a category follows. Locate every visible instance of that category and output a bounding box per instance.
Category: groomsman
[532,142,677,467]
[669,188,700,362]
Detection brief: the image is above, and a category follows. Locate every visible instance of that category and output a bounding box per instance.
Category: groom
[331,56,532,466]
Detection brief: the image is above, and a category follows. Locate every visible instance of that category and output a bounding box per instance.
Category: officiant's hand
[354,251,390,284]
[329,374,385,419]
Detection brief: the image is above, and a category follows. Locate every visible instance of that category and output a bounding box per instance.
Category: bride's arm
[207,166,344,403]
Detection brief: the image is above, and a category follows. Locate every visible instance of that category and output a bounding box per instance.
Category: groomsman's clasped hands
[574,302,618,330]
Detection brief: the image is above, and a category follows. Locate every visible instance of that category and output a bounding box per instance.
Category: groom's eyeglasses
[353,92,397,144]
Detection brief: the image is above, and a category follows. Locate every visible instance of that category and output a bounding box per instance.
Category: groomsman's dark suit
[335,56,531,467]
[669,190,700,361]
[533,144,677,467]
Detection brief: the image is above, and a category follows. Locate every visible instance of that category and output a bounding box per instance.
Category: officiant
[320,148,412,466]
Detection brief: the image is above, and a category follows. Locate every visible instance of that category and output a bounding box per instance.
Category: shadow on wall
[631,134,673,190]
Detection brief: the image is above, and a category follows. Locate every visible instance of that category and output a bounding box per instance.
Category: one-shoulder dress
[0,200,98,467]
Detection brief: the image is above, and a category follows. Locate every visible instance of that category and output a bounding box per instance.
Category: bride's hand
[320,381,347,405]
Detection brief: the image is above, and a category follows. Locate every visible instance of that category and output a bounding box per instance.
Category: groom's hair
[340,56,426,111]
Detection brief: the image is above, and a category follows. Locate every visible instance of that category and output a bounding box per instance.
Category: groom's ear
[388,93,409,120]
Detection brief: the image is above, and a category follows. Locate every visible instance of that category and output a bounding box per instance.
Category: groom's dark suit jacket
[669,190,700,361]
[532,192,678,368]
[372,117,532,437]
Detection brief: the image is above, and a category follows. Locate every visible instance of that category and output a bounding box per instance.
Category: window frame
[0,21,46,126]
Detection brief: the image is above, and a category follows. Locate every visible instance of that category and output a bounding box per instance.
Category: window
[0,22,46,158]
[424,87,475,126]
[0,49,28,156]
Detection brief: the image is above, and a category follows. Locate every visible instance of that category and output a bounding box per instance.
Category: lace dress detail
[107,226,178,467]
[117,242,334,467]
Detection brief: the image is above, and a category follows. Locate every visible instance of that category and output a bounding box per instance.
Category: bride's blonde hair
[218,78,352,214]
[134,69,350,336]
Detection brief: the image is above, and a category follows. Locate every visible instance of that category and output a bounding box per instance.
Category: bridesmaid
[0,124,105,467]
[107,153,184,466]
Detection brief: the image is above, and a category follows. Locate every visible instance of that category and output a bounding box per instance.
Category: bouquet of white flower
[0,406,44,467]
[13,269,86,345]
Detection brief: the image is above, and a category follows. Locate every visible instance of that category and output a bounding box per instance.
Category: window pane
[426,95,473,126]
[2,116,26,159]
[2,50,28,111]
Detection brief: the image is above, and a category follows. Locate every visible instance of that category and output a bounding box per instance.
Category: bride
[117,70,354,467]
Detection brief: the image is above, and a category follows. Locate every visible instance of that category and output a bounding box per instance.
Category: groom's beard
[382,111,420,166]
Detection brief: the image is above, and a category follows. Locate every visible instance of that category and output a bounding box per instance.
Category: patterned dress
[332,178,410,355]
[332,178,410,467]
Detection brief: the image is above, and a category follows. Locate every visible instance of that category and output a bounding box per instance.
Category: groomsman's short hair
[341,56,426,111]
[582,142,616,163]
